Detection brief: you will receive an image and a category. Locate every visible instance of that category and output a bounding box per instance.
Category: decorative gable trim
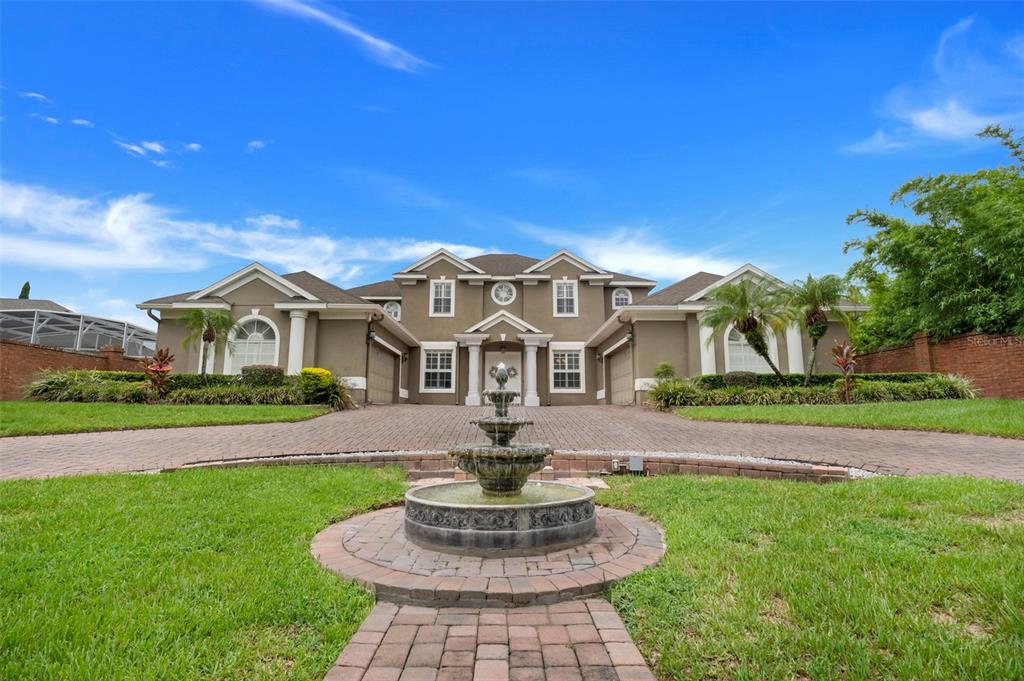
[398,248,485,274]
[188,263,317,301]
[683,263,787,302]
[522,249,607,275]
[465,310,542,334]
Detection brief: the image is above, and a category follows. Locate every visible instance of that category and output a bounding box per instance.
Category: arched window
[726,327,773,373]
[226,317,279,373]
[383,301,401,321]
[612,287,632,309]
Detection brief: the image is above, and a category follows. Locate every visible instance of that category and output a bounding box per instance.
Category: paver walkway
[2,405,1021,481]
[325,600,655,681]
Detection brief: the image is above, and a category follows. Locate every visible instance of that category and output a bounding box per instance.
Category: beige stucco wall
[634,320,688,381]
[801,319,849,374]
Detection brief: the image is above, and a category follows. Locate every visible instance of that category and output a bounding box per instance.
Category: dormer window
[612,287,632,309]
[430,279,454,317]
[383,301,401,321]
[553,280,578,317]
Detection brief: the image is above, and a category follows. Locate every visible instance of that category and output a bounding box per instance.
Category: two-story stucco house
[138,248,859,406]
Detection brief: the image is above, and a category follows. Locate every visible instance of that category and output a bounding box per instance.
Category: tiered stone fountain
[404,364,596,555]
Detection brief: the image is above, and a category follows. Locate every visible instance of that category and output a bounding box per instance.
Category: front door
[483,351,522,405]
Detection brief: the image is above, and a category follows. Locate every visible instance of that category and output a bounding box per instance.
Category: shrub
[653,362,676,381]
[240,364,285,387]
[723,371,758,388]
[647,379,699,410]
[87,370,148,382]
[692,372,943,390]
[138,347,175,397]
[24,370,152,402]
[299,367,334,402]
[166,374,239,390]
[167,385,304,405]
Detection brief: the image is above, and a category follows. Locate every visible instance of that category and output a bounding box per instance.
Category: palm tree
[181,309,237,380]
[701,280,788,379]
[784,274,849,385]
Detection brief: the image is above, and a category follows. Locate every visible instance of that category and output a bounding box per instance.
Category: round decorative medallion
[491,282,516,305]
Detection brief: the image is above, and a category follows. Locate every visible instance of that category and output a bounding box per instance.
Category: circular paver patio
[313,505,665,608]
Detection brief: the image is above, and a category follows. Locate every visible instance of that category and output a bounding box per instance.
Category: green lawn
[600,475,1024,680]
[678,398,1024,438]
[1,466,406,680]
[0,400,330,437]
[3,469,1022,680]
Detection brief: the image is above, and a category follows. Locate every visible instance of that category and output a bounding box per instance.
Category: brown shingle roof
[635,272,724,306]
[280,271,367,305]
[347,279,402,299]
[465,253,540,275]
[0,298,72,312]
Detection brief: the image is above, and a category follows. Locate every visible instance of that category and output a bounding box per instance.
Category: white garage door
[608,347,634,405]
[368,344,396,403]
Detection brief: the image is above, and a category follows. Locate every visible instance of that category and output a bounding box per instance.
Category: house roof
[139,270,365,306]
[347,279,403,299]
[634,272,724,306]
[465,253,540,275]
[0,298,72,312]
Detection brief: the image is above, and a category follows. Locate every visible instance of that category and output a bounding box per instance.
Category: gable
[465,310,541,334]
[684,264,786,302]
[398,248,485,274]
[522,249,606,274]
[189,263,317,301]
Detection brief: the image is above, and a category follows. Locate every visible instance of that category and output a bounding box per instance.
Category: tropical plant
[701,279,788,378]
[783,273,851,385]
[138,347,175,397]
[653,361,676,381]
[845,125,1024,350]
[831,340,857,404]
[181,310,237,381]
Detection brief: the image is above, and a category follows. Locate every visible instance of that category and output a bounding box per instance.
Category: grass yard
[678,398,1024,438]
[1,466,407,680]
[0,400,330,437]
[600,475,1024,680]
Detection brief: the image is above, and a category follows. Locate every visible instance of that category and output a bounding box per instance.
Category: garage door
[367,344,396,403]
[608,346,634,405]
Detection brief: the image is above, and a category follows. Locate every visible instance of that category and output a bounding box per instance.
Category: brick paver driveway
[1,405,1021,481]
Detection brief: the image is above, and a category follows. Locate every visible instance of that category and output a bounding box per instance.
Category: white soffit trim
[602,335,630,357]
[683,263,787,302]
[374,335,402,356]
[465,310,542,334]
[585,313,626,347]
[398,248,485,274]
[609,280,657,287]
[522,249,607,274]
[169,301,231,310]
[189,262,317,301]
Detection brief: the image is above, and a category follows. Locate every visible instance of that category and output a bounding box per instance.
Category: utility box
[628,456,645,475]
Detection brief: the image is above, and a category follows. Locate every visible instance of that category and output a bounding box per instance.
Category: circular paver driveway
[1,405,1021,481]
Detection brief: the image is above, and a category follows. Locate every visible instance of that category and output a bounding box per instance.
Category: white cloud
[141,141,167,154]
[0,180,487,287]
[247,139,272,152]
[256,0,430,73]
[29,113,60,125]
[114,140,147,156]
[845,17,1024,154]
[517,222,738,281]
[151,160,174,169]
[245,213,301,230]
[19,91,50,103]
[184,142,202,152]
[510,168,594,192]
[70,118,95,127]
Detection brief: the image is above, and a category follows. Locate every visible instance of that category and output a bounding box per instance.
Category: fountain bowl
[404,481,596,556]
[450,442,551,495]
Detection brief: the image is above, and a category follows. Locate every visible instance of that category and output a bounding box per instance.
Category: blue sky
[2,1,1022,329]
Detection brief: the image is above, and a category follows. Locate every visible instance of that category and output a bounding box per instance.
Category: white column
[524,345,539,407]
[786,322,805,375]
[466,344,482,406]
[286,310,308,375]
[698,321,717,375]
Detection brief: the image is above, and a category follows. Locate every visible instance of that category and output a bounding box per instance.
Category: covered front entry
[367,343,396,403]
[483,350,521,405]
[608,346,634,405]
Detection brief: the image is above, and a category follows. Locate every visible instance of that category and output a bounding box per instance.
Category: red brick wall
[858,332,1024,398]
[0,340,142,400]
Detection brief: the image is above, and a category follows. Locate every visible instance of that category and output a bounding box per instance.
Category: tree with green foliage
[701,279,788,378]
[783,273,850,385]
[844,125,1024,351]
[18,281,30,299]
[181,309,237,380]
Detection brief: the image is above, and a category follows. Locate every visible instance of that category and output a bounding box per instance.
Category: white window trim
[723,322,779,374]
[223,313,281,375]
[420,341,457,393]
[552,279,579,318]
[611,287,632,309]
[383,301,402,322]
[491,281,517,306]
[548,341,586,394]
[429,279,455,318]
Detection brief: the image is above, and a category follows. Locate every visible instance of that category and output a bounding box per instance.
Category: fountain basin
[450,443,551,496]
[404,481,596,556]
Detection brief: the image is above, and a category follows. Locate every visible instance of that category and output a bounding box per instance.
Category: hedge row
[648,375,976,410]
[54,370,240,389]
[167,386,304,405]
[690,372,943,390]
